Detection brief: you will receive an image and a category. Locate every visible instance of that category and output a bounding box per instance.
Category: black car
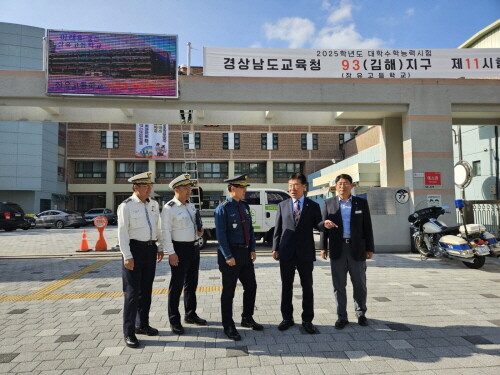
[0,202,25,231]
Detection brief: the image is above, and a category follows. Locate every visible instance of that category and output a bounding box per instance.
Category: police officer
[214,174,263,341]
[161,174,207,335]
[117,171,164,348]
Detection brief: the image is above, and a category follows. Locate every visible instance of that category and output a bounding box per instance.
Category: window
[198,162,228,179]
[244,191,261,205]
[472,160,481,176]
[156,162,185,178]
[101,131,119,149]
[266,191,290,204]
[301,133,318,150]
[235,162,266,179]
[75,161,106,178]
[183,132,200,149]
[115,162,148,178]
[261,133,278,150]
[223,133,240,150]
[273,162,303,179]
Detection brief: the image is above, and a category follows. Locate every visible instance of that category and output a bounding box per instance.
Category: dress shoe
[302,321,317,334]
[170,323,185,335]
[184,314,207,326]
[135,325,159,336]
[335,319,349,330]
[358,316,368,326]
[124,334,139,348]
[224,326,241,341]
[278,319,295,331]
[241,317,264,331]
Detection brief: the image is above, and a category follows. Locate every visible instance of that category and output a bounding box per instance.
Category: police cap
[128,171,154,185]
[169,174,194,189]
[224,174,250,187]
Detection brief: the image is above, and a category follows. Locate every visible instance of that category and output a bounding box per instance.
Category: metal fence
[457,200,500,237]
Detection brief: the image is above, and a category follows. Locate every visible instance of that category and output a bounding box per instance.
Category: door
[244,190,263,231]
[265,191,290,229]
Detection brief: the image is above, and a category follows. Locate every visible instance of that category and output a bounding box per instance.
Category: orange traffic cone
[76,229,92,252]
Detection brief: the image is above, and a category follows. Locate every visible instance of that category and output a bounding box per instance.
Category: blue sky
[1,0,499,66]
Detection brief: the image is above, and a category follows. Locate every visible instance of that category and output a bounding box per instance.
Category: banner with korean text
[135,124,169,159]
[204,47,500,79]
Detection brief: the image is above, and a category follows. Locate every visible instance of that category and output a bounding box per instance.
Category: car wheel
[4,227,15,232]
[55,220,64,229]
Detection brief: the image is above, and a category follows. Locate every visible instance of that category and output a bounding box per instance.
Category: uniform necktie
[237,203,250,247]
[294,200,301,226]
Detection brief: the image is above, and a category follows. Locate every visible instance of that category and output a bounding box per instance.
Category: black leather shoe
[358,316,368,326]
[184,314,207,326]
[241,317,264,331]
[224,326,241,341]
[171,323,185,335]
[124,335,139,348]
[302,321,317,334]
[335,319,349,330]
[278,319,294,331]
[135,325,159,336]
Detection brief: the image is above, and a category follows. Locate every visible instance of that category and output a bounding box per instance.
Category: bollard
[94,216,108,251]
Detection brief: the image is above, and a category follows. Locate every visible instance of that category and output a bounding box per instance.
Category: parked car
[18,214,36,230]
[34,210,86,229]
[0,202,25,231]
[84,208,117,225]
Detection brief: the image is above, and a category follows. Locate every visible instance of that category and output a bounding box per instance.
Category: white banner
[135,124,169,159]
[204,47,500,79]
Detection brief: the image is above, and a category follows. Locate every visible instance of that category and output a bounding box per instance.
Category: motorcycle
[458,223,500,257]
[408,206,490,269]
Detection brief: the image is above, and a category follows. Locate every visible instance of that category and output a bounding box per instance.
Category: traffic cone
[76,229,92,252]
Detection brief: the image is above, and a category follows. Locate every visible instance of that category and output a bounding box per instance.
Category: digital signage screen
[46,30,177,98]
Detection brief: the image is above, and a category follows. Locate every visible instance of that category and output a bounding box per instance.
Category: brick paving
[0,228,499,374]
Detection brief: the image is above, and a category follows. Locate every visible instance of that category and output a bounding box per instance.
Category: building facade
[0,22,66,214]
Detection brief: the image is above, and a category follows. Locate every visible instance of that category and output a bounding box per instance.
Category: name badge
[232,223,237,229]
[355,210,362,214]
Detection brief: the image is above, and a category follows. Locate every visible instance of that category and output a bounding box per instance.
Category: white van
[199,188,290,249]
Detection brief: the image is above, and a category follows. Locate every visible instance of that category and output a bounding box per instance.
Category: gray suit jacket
[272,197,322,262]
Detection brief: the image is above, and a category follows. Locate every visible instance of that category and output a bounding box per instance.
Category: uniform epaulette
[167,201,175,207]
[124,198,132,203]
[150,196,156,201]
[222,200,230,206]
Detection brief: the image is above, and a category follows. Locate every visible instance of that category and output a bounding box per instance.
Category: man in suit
[320,174,374,329]
[272,172,323,334]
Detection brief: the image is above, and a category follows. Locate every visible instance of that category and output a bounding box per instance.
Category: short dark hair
[289,172,307,185]
[335,174,353,184]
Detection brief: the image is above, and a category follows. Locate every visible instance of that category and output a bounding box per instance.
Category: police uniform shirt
[214,197,255,260]
[117,194,162,260]
[160,197,198,255]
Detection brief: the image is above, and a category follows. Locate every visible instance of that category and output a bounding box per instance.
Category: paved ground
[0,228,499,374]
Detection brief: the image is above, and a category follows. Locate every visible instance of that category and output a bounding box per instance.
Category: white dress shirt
[117,194,162,260]
[161,197,198,255]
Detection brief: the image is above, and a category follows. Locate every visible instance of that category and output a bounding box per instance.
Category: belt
[172,240,197,245]
[342,238,351,243]
[230,243,249,249]
[130,239,157,246]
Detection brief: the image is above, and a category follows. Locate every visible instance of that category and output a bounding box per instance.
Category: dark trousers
[168,241,200,324]
[279,258,314,322]
[330,242,367,320]
[218,247,257,328]
[122,241,157,336]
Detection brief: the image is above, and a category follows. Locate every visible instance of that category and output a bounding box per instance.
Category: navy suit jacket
[272,197,322,262]
[320,196,374,261]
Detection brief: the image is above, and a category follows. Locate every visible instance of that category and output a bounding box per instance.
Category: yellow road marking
[0,285,227,302]
[0,258,228,302]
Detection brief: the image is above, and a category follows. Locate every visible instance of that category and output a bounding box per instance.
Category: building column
[228,160,235,177]
[403,98,456,220]
[380,118,404,187]
[266,160,273,184]
[105,160,114,209]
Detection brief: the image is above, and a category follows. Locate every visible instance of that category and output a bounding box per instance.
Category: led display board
[47,30,177,98]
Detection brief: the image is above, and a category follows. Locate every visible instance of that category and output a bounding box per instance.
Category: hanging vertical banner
[135,124,169,159]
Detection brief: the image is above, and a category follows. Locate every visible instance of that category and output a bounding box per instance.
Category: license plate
[476,245,490,255]
[14,213,21,217]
